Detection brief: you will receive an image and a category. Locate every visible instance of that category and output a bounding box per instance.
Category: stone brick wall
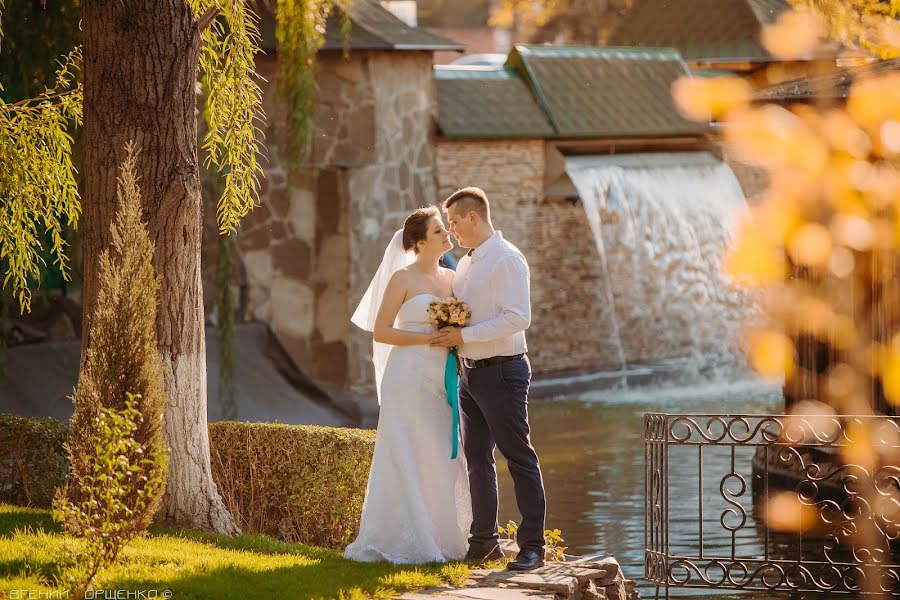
[345,51,440,393]
[204,50,438,392]
[435,140,616,375]
[204,54,351,386]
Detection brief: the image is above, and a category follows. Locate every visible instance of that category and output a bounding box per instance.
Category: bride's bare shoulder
[390,268,414,284]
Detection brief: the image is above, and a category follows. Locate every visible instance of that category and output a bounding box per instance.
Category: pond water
[496,377,791,599]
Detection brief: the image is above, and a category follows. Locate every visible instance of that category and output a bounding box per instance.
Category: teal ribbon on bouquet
[444,350,460,459]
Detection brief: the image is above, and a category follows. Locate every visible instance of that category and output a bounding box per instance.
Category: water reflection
[496,379,787,598]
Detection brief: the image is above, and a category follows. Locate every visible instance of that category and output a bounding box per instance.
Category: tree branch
[198,6,221,32]
[1,89,78,112]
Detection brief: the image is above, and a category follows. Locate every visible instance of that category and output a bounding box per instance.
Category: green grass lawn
[0,503,471,599]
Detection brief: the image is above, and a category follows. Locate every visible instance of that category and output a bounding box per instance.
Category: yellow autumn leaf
[882,349,900,405]
[847,72,900,129]
[787,223,833,267]
[761,9,827,60]
[831,213,874,251]
[823,109,871,158]
[757,190,802,240]
[749,329,794,379]
[842,422,877,473]
[764,491,819,532]
[725,105,828,178]
[724,223,785,286]
[671,75,751,122]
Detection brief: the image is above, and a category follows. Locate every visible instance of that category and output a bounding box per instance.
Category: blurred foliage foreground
[673,4,900,595]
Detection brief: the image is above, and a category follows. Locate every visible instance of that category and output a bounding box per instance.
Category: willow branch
[198,6,221,31]
[1,89,78,112]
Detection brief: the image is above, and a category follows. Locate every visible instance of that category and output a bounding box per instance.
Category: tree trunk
[82,0,239,535]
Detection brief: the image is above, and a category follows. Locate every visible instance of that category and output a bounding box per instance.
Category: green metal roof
[607,0,791,63]
[502,45,709,138]
[434,67,555,139]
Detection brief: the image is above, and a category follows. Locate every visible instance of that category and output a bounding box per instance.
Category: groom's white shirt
[452,230,530,360]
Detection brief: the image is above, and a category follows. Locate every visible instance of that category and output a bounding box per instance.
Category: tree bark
[82,0,239,535]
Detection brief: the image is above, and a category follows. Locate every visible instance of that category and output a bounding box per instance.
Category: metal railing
[645,413,900,598]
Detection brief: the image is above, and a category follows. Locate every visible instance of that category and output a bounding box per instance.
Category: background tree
[492,0,900,50]
[0,0,349,534]
[490,0,632,45]
[0,0,81,100]
[791,0,900,59]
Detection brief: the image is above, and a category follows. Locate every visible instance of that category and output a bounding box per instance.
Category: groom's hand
[430,326,463,348]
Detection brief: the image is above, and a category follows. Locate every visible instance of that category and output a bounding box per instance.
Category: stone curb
[397,554,640,600]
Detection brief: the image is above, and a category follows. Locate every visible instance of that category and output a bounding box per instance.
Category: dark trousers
[459,354,546,554]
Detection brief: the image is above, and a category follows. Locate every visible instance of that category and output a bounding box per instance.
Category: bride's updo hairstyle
[402,205,441,253]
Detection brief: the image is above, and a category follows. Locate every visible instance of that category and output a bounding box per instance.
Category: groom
[431,187,547,571]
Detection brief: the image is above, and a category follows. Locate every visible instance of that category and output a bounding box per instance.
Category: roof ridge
[517,43,682,57]
[508,46,562,135]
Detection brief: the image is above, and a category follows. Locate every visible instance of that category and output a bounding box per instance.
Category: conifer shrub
[52,143,169,586]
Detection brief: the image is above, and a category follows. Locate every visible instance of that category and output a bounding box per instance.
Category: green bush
[209,421,375,549]
[0,415,376,550]
[0,414,68,507]
[53,396,169,593]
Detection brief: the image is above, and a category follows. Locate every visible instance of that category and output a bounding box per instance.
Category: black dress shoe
[506,548,544,571]
[463,544,505,564]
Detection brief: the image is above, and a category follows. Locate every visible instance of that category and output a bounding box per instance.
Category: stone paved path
[397,554,640,600]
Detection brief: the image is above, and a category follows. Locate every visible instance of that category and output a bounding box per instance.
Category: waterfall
[565,152,753,380]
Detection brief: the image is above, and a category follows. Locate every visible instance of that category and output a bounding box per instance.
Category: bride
[344,205,472,564]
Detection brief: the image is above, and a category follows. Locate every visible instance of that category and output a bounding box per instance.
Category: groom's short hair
[443,187,490,221]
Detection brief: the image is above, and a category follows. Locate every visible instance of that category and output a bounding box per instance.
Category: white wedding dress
[344,293,472,564]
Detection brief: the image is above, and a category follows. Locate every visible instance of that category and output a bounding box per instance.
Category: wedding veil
[350,229,414,404]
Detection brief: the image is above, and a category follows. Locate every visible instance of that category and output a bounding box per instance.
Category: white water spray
[565,152,754,382]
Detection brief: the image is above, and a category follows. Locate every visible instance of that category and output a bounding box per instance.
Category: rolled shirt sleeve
[460,255,531,344]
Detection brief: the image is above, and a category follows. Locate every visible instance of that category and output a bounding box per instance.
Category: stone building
[205,0,462,400]
[210,0,819,405]
[433,46,753,379]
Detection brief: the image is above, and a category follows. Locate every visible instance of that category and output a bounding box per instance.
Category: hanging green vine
[276,0,351,170]
[189,0,266,236]
[189,0,352,225]
[216,233,238,420]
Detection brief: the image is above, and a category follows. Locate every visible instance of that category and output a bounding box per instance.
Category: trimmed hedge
[209,421,375,549]
[0,414,68,507]
[0,414,375,549]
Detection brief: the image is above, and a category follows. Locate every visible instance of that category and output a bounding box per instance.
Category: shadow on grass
[147,522,335,559]
[108,560,454,600]
[1,505,464,599]
[0,504,62,536]
[125,527,460,599]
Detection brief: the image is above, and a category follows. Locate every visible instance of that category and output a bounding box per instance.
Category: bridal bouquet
[427,296,471,330]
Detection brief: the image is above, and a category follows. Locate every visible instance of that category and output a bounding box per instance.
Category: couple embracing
[345,187,546,571]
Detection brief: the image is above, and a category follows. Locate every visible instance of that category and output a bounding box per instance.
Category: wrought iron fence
[645,413,900,598]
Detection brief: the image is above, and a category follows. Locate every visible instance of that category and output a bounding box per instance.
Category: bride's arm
[373,272,433,346]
